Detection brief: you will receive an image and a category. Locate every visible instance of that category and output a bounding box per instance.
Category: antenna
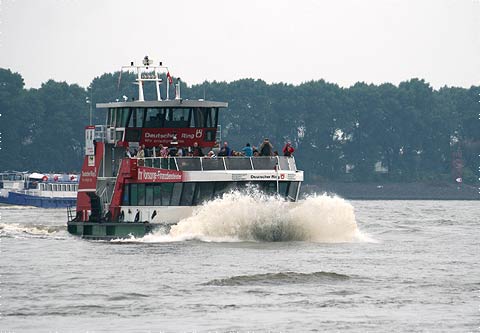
[121,56,172,101]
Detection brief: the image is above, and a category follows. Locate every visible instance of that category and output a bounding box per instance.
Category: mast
[121,56,172,101]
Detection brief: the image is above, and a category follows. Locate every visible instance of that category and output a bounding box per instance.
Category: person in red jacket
[283,141,295,157]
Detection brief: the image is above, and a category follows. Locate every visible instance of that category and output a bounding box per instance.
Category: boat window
[287,181,299,201]
[146,185,154,206]
[120,108,130,127]
[279,182,288,197]
[153,185,162,205]
[48,184,52,191]
[115,109,122,127]
[165,108,191,128]
[193,182,214,205]
[213,108,219,128]
[193,108,205,128]
[192,107,217,128]
[108,108,115,126]
[213,182,232,198]
[180,183,195,206]
[122,185,129,205]
[261,182,277,194]
[135,108,145,128]
[62,184,66,191]
[53,184,58,191]
[144,108,165,128]
[161,183,173,205]
[170,183,183,205]
[205,108,213,127]
[137,184,146,206]
[130,184,138,206]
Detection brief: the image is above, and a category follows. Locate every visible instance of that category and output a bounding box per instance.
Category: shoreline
[302,182,479,200]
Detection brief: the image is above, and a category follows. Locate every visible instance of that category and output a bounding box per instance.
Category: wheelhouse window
[119,107,218,129]
[144,108,165,128]
[127,108,146,128]
[165,108,191,128]
[193,108,218,128]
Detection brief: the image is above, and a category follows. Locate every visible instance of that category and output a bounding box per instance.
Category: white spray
[141,189,364,243]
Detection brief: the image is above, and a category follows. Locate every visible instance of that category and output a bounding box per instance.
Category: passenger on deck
[218,141,231,157]
[273,150,279,156]
[192,142,204,157]
[168,146,178,157]
[154,144,163,158]
[125,147,133,158]
[177,147,184,157]
[242,143,253,157]
[137,145,145,166]
[259,138,273,156]
[207,150,216,158]
[160,145,169,158]
[144,146,152,158]
[283,141,295,157]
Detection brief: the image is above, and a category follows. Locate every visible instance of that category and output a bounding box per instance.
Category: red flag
[167,72,173,85]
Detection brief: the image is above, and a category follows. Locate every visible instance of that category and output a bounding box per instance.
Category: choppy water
[1,195,479,332]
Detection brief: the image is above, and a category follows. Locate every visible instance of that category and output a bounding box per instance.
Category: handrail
[132,156,297,172]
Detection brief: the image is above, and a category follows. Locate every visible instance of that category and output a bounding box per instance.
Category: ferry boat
[0,172,78,208]
[67,57,304,240]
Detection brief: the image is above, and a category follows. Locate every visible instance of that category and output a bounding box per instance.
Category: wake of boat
[0,222,65,238]
[127,190,373,243]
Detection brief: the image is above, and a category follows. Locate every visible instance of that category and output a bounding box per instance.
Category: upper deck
[96,99,228,109]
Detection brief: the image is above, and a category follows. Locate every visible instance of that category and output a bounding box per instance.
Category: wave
[136,190,368,243]
[0,222,65,238]
[204,271,350,286]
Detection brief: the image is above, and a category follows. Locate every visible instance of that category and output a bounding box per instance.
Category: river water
[1,194,479,332]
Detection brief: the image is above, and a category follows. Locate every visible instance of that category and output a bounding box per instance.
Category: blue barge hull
[0,191,76,208]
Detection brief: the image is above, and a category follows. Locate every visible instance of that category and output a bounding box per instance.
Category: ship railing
[137,156,297,172]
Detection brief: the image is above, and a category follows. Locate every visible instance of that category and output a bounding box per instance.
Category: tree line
[0,68,478,183]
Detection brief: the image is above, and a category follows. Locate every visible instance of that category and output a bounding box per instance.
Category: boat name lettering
[181,133,194,139]
[145,132,175,139]
[138,169,182,181]
[81,171,96,178]
[247,174,288,180]
[251,175,278,180]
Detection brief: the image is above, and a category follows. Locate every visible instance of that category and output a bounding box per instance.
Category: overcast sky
[1,0,479,89]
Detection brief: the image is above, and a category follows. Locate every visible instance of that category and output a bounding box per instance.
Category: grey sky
[1,0,479,89]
